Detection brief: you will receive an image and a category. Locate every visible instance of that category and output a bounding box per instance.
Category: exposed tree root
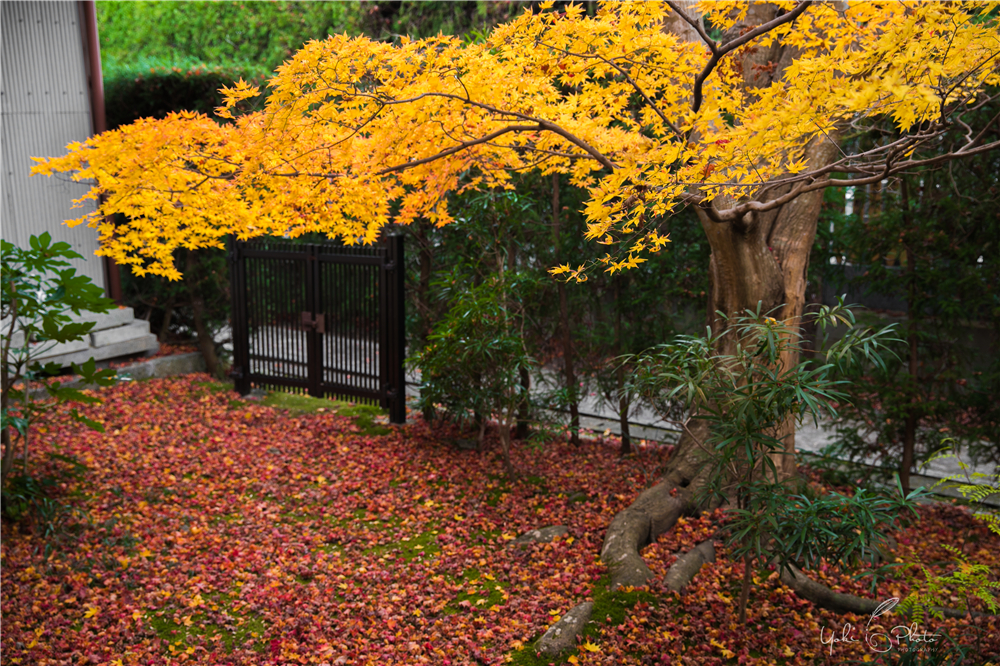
[601,481,692,589]
[778,564,886,615]
[601,430,711,589]
[665,539,715,592]
[599,435,983,620]
[779,564,985,620]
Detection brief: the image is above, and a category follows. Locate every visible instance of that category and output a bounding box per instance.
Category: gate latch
[300,312,326,334]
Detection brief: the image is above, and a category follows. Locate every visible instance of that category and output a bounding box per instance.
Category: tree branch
[541,42,685,139]
[683,136,1000,222]
[665,1,717,53]
[690,1,813,113]
[361,89,619,172]
[375,125,541,175]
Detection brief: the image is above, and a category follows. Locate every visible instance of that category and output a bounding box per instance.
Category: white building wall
[1,1,105,290]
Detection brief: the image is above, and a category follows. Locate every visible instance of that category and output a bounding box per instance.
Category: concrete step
[21,338,92,362]
[2,309,159,370]
[40,333,159,369]
[91,320,150,348]
[2,307,135,347]
[71,306,135,333]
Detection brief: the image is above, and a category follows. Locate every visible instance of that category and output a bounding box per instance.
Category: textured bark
[552,174,581,445]
[536,601,594,656]
[601,420,713,589]
[695,132,840,480]
[665,539,716,592]
[676,2,842,479]
[599,1,849,607]
[601,482,690,589]
[186,251,219,377]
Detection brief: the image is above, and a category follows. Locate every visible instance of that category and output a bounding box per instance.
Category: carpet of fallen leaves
[2,374,998,666]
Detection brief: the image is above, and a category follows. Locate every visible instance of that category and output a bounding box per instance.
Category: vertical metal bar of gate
[229,238,251,395]
[379,234,406,424]
[305,244,320,396]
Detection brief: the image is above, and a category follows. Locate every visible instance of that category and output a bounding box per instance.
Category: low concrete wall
[3,306,160,369]
[28,352,206,397]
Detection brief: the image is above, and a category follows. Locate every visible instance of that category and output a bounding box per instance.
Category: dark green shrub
[103,62,264,375]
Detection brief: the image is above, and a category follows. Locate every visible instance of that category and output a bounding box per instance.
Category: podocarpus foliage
[1,234,117,486]
[412,272,536,479]
[627,302,911,622]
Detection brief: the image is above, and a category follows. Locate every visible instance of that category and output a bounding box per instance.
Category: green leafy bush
[628,301,908,622]
[412,272,537,478]
[2,233,116,486]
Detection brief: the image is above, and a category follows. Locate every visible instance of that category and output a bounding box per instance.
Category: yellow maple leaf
[581,641,601,652]
[710,638,735,659]
[83,606,99,619]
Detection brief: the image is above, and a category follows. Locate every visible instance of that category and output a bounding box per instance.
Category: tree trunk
[516,366,530,440]
[600,0,843,601]
[552,174,581,445]
[617,367,631,456]
[411,221,438,422]
[614,276,631,455]
[158,294,176,343]
[901,179,918,494]
[695,133,838,481]
[185,251,219,376]
[498,419,516,480]
[1,391,12,483]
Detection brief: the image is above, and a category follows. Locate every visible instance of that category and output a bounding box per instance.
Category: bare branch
[665,2,718,54]
[691,1,813,113]
[376,125,541,175]
[956,105,1000,154]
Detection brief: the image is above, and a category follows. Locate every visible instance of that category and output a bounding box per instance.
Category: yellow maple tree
[34,1,1000,281]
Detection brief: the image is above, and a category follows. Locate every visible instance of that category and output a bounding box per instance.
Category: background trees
[811,100,1000,491]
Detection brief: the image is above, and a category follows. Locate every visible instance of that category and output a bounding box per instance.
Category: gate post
[305,244,322,397]
[384,234,407,424]
[228,237,252,395]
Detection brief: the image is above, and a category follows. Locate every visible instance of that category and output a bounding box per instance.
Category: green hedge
[103,59,262,375]
[104,58,269,130]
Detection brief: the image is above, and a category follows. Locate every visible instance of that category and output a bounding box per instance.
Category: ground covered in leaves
[2,375,998,665]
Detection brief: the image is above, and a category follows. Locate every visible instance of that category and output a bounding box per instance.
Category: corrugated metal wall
[1,1,105,290]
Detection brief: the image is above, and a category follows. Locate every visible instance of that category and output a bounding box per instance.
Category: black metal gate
[228,235,406,423]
